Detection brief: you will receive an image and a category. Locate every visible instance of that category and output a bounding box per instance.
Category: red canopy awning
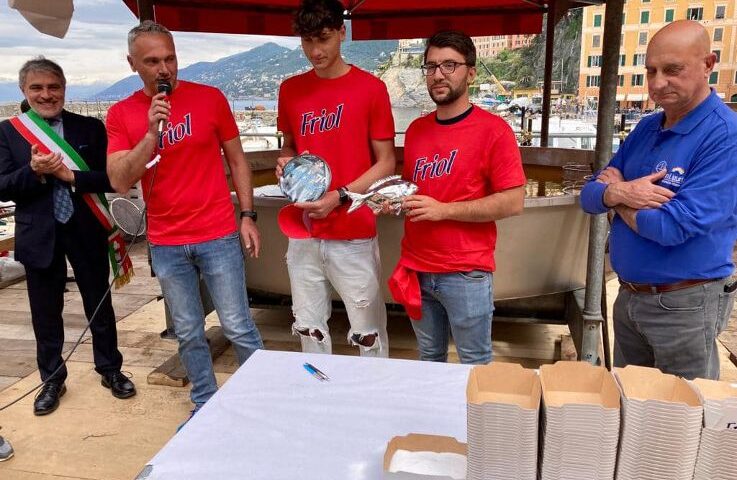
[123,0,602,40]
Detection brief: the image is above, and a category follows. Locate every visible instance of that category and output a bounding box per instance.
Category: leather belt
[619,279,714,294]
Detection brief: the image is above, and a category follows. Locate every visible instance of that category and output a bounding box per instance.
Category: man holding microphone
[106,21,263,422]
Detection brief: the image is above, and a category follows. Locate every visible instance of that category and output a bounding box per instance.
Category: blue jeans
[150,232,264,405]
[411,270,494,364]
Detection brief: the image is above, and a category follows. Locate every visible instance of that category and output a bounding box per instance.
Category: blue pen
[303,362,329,381]
[303,363,324,381]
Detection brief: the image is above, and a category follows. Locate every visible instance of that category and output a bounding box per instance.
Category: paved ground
[0,242,579,479]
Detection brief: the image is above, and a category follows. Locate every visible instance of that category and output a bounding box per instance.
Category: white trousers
[286,237,388,357]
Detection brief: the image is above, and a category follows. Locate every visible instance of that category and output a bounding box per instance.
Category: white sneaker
[0,436,14,461]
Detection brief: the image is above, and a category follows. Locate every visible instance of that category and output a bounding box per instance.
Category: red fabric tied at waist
[389,263,422,321]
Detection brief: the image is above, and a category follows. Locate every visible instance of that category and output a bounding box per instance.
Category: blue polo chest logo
[653,161,685,188]
[663,167,685,188]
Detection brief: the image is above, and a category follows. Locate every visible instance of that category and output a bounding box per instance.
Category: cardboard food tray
[384,433,467,480]
[540,361,620,409]
[467,362,541,409]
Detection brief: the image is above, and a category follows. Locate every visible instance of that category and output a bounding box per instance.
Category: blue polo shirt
[581,90,737,283]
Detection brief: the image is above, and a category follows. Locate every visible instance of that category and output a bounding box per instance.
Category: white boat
[238,119,279,151]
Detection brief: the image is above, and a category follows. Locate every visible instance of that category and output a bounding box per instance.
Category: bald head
[645,20,715,124]
[648,20,711,58]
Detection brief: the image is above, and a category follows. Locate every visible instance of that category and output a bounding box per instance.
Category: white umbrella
[8,0,74,39]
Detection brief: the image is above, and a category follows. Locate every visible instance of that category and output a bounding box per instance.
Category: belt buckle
[622,280,639,293]
[622,280,657,294]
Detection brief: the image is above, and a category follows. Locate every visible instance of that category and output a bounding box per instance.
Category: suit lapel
[60,110,103,173]
[61,110,80,150]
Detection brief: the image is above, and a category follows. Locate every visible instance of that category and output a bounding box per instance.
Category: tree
[475,9,582,94]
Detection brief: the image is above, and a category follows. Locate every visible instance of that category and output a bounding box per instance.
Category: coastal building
[398,35,535,61]
[396,38,425,64]
[473,35,536,58]
[579,0,737,109]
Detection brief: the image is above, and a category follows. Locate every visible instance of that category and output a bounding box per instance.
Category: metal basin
[235,147,592,303]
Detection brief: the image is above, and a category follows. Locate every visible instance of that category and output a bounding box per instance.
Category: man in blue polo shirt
[581,20,737,380]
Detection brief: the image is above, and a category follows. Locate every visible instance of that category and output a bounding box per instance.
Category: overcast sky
[0,0,300,85]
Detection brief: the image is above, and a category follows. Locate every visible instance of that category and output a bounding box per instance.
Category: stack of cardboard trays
[691,378,737,480]
[538,361,620,480]
[613,365,702,480]
[466,363,541,480]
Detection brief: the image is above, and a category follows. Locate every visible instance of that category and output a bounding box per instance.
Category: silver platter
[279,154,332,203]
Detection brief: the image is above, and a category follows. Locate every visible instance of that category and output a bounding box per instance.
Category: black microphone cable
[0,132,164,413]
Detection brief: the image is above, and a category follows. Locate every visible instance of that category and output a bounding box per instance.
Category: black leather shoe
[101,371,136,399]
[33,382,66,416]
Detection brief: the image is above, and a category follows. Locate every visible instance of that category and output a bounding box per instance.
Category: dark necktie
[47,117,74,224]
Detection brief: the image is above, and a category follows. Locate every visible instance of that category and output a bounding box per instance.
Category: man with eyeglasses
[388,30,526,364]
[275,0,396,356]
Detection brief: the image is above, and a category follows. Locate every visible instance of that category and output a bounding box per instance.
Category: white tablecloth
[142,350,472,480]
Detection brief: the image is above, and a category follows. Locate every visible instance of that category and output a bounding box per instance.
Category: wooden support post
[560,334,578,361]
[147,326,231,387]
[0,235,14,252]
[136,0,155,21]
[540,1,557,147]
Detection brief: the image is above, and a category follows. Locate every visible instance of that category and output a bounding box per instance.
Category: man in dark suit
[0,57,135,415]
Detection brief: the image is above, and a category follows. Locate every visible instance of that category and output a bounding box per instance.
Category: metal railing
[239,131,625,151]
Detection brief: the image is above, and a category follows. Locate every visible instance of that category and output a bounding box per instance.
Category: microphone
[156,80,172,133]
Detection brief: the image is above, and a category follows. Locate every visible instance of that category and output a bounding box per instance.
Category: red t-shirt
[277,66,395,239]
[106,81,239,246]
[400,106,526,273]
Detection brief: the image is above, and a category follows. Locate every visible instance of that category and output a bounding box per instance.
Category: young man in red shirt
[106,21,263,420]
[276,0,396,356]
[391,31,526,364]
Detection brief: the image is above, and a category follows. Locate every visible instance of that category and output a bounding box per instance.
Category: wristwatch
[240,210,258,221]
[337,186,349,205]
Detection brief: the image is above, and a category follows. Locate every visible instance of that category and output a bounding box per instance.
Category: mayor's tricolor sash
[10,110,133,288]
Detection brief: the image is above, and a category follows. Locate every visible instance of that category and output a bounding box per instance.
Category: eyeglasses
[421,61,469,76]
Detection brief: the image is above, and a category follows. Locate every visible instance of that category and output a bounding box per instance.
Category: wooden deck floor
[0,242,735,479]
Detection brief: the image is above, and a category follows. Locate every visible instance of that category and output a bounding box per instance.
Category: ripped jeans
[286,237,388,357]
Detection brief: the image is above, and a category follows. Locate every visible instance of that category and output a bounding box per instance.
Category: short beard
[429,82,466,106]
